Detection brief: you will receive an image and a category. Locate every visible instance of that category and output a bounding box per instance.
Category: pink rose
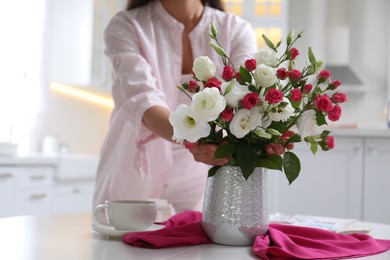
[188,80,199,93]
[277,68,289,80]
[241,92,259,110]
[184,140,198,149]
[222,66,235,81]
[302,84,313,94]
[317,70,331,83]
[221,108,234,122]
[288,69,302,81]
[205,77,222,92]
[329,80,342,90]
[325,136,335,149]
[328,105,342,121]
[289,88,302,102]
[265,88,283,104]
[332,92,347,103]
[289,48,300,60]
[316,94,333,112]
[244,59,257,71]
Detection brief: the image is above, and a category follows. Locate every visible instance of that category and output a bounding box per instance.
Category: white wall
[289,0,389,129]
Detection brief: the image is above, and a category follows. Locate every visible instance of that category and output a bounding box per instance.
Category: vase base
[202,221,268,246]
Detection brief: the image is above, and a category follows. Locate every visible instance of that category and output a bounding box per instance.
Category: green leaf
[209,42,226,57]
[208,166,221,177]
[257,154,283,171]
[316,111,327,126]
[262,34,276,50]
[214,143,236,159]
[239,66,252,83]
[283,152,301,185]
[288,134,302,143]
[248,85,257,92]
[308,47,316,65]
[236,143,257,180]
[310,142,318,154]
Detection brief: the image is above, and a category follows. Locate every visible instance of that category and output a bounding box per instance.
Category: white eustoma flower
[191,87,226,122]
[254,64,277,88]
[296,109,319,138]
[221,80,250,108]
[230,108,263,139]
[169,104,210,143]
[253,48,279,67]
[262,98,295,128]
[192,56,216,81]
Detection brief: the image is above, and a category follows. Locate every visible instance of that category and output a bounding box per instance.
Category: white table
[1,212,390,260]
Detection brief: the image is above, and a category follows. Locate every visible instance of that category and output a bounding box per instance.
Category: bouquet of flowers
[169,22,347,184]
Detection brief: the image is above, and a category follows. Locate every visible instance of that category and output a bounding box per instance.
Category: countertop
[0,212,389,260]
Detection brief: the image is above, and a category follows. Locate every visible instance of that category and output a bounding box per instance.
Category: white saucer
[91,223,165,238]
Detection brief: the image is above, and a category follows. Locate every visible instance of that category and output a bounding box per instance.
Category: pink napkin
[122,211,211,248]
[122,211,390,259]
[254,223,390,260]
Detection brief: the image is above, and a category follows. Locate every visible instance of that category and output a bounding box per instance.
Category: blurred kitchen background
[0,0,389,223]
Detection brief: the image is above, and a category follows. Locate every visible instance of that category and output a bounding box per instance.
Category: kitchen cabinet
[363,138,390,224]
[0,155,97,218]
[268,130,390,224]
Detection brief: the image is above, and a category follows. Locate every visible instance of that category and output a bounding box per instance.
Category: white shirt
[93,0,257,212]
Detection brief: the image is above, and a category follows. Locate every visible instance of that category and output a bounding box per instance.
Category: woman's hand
[188,144,229,166]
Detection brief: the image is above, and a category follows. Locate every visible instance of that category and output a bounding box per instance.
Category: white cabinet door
[51,181,94,213]
[363,138,390,224]
[270,137,364,219]
[0,168,16,217]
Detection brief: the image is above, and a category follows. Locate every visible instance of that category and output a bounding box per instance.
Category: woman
[93,0,257,213]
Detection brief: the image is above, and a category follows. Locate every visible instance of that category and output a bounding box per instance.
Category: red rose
[222,66,235,81]
[325,136,335,149]
[221,108,234,122]
[205,77,222,92]
[288,69,302,81]
[289,88,302,102]
[316,94,333,112]
[235,72,243,83]
[328,105,342,121]
[303,84,313,94]
[242,92,259,110]
[244,59,257,71]
[332,92,347,103]
[188,80,199,93]
[329,80,342,90]
[280,130,295,140]
[289,48,300,60]
[265,88,283,104]
[286,143,295,150]
[317,70,331,83]
[277,68,289,80]
[184,140,198,149]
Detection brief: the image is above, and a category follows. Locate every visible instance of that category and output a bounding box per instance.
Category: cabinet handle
[0,172,12,179]
[367,143,375,151]
[353,144,361,150]
[73,188,81,194]
[30,175,47,181]
[30,193,47,200]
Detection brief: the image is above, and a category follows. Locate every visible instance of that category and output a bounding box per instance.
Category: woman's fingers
[188,144,229,166]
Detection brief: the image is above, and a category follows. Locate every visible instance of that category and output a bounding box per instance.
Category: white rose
[262,98,295,128]
[192,56,216,81]
[221,80,250,108]
[169,104,210,143]
[230,108,263,139]
[296,109,319,138]
[191,87,226,122]
[254,64,277,88]
[253,48,279,67]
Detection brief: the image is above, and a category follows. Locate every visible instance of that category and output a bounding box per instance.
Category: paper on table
[270,213,370,233]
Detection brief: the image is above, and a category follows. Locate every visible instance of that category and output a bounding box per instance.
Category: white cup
[94,200,158,230]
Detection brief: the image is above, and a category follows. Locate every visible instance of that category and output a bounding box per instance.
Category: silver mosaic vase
[202,166,269,246]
